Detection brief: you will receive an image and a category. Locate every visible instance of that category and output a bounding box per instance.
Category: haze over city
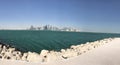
[0,0,120,33]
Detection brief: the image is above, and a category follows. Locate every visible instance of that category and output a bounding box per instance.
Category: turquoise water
[0,30,120,53]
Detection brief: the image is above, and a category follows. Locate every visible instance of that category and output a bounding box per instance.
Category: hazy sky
[0,0,120,33]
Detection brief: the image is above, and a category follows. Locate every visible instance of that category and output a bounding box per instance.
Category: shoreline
[0,37,115,62]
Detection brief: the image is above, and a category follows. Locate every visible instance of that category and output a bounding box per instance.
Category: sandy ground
[0,38,120,65]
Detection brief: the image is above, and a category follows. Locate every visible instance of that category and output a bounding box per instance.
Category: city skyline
[0,0,120,33]
[28,25,80,32]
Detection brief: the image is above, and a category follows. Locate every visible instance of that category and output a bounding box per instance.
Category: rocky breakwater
[0,38,114,62]
[0,43,22,60]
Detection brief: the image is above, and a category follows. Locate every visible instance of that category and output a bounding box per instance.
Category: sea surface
[0,30,120,53]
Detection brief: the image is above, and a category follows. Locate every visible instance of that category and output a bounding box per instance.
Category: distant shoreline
[0,30,120,34]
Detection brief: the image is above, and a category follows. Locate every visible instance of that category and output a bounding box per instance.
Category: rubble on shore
[0,38,114,62]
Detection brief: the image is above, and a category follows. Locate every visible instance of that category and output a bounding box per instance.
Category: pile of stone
[0,44,22,60]
[38,38,113,62]
[0,38,114,62]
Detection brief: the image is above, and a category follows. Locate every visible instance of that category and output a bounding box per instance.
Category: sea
[0,30,120,53]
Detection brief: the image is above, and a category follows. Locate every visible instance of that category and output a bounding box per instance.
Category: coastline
[0,37,116,63]
[0,38,120,65]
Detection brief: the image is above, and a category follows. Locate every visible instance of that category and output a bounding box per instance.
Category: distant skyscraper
[29,25,36,30]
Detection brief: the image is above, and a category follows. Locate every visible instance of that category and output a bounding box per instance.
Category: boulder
[21,53,28,61]
[40,50,49,56]
[8,48,15,53]
[27,52,42,62]
[46,51,63,62]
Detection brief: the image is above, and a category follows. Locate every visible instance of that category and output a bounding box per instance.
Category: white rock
[46,52,63,62]
[40,50,49,56]
[27,52,42,62]
[21,53,28,61]
[8,48,15,53]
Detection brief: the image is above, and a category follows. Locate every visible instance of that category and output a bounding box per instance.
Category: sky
[0,0,120,33]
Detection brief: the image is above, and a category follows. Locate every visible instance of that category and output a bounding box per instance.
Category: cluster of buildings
[29,25,80,32]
